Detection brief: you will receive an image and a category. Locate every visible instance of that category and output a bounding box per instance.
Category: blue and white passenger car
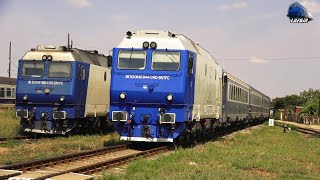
[16,45,111,135]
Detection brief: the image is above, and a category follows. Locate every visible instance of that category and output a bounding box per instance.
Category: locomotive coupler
[40,112,49,130]
[142,115,152,139]
[28,111,35,129]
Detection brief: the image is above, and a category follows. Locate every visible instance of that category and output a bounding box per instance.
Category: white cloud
[249,56,268,64]
[66,0,92,8]
[218,1,247,11]
[301,0,320,14]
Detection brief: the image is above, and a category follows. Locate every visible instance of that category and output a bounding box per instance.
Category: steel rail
[0,136,30,142]
[32,146,170,180]
[275,123,320,136]
[0,144,128,171]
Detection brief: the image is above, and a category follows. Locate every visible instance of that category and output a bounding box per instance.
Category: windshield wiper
[165,48,178,63]
[128,47,133,65]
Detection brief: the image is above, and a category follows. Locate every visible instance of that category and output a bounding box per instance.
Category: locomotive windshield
[152,51,180,71]
[48,62,71,78]
[118,50,146,70]
[22,61,44,77]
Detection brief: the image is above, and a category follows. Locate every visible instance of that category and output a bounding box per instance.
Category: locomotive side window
[118,50,146,70]
[81,67,86,80]
[152,51,180,71]
[77,64,81,80]
[22,61,44,77]
[48,62,71,78]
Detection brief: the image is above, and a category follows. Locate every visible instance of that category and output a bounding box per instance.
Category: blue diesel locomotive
[109,30,270,143]
[16,45,111,135]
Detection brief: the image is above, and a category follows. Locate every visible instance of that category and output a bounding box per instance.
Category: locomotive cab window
[118,50,146,70]
[22,61,44,77]
[48,62,72,78]
[152,51,180,71]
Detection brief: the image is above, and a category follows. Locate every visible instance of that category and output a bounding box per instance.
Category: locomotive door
[80,66,86,106]
[187,52,196,120]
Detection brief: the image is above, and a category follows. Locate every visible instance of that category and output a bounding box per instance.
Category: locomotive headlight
[23,95,28,101]
[167,94,173,101]
[59,96,65,102]
[150,42,157,49]
[120,92,126,99]
[47,55,53,61]
[142,41,149,49]
[42,55,47,60]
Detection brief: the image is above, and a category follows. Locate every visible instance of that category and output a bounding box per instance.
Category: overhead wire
[218,57,320,61]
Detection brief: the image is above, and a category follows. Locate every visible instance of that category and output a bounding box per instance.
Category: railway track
[0,143,171,179]
[275,123,320,136]
[0,121,265,179]
[0,136,31,143]
[295,127,320,136]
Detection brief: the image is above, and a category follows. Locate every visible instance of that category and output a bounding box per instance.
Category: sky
[0,0,319,99]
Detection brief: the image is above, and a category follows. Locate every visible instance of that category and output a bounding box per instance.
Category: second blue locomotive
[16,45,111,135]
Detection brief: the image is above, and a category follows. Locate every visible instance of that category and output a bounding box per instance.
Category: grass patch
[0,110,21,138]
[0,132,120,165]
[103,125,320,180]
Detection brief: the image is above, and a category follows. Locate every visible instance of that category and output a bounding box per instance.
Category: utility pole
[318,95,320,118]
[8,41,11,78]
[67,33,70,49]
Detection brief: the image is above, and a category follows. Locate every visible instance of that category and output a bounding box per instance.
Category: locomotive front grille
[53,111,67,120]
[112,111,128,122]
[16,109,28,118]
[159,113,176,124]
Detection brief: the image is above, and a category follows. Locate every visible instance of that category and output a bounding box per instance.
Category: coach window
[152,51,180,71]
[48,62,71,78]
[12,88,15,98]
[6,88,11,98]
[232,85,235,101]
[0,88,4,98]
[118,50,146,70]
[22,61,44,77]
[230,85,233,100]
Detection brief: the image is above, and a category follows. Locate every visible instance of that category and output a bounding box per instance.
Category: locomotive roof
[117,30,219,64]
[21,45,108,67]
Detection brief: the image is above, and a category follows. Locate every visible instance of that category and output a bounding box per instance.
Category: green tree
[299,89,320,116]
